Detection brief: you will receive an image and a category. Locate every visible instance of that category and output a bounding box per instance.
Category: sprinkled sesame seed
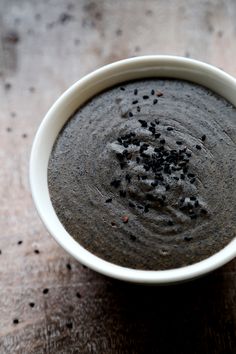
[190,196,196,201]
[196,145,201,150]
[167,127,173,131]
[184,236,192,241]
[105,198,112,203]
[130,235,136,241]
[120,87,125,91]
[119,190,126,197]
[13,319,19,325]
[110,179,121,188]
[132,100,138,104]
[128,111,133,117]
[129,201,135,208]
[43,288,49,294]
[201,134,206,142]
[176,141,182,145]
[153,99,158,105]
[143,95,149,100]
[151,89,155,95]
[138,119,148,128]
[160,139,165,144]
[134,89,138,95]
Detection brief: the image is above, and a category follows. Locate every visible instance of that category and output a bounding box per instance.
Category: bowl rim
[30,55,236,284]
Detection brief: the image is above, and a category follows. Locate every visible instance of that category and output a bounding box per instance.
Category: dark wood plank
[0,0,236,353]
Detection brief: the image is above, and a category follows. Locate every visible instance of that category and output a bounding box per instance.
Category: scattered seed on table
[43,288,49,294]
[66,263,72,270]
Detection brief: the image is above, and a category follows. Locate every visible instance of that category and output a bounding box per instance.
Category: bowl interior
[30,56,236,284]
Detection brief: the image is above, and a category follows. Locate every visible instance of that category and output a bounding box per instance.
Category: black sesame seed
[143,95,149,100]
[105,198,112,203]
[200,209,207,215]
[43,288,49,294]
[66,323,73,329]
[138,119,148,128]
[76,292,81,298]
[116,152,124,161]
[132,100,138,104]
[18,240,23,245]
[173,176,179,181]
[153,99,158,105]
[194,200,199,207]
[148,126,156,134]
[34,249,40,254]
[144,204,150,213]
[134,89,138,95]
[130,235,137,241]
[201,134,206,142]
[119,190,126,198]
[151,89,155,95]
[160,139,166,144]
[155,133,161,138]
[176,141,182,145]
[167,127,173,131]
[129,201,135,208]
[66,263,72,270]
[187,173,195,178]
[196,145,201,150]
[125,174,131,183]
[146,193,155,201]
[190,178,196,184]
[155,120,160,125]
[180,174,185,180]
[184,236,192,241]
[13,319,19,325]
[110,179,121,188]
[167,220,174,226]
[117,137,122,144]
[128,111,133,117]
[190,196,196,201]
[29,302,35,308]
[120,87,125,91]
[186,152,192,158]
[137,106,141,112]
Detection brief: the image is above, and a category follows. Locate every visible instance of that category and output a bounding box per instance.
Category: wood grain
[0,0,235,353]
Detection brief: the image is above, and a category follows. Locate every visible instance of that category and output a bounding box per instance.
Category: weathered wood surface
[0,0,236,353]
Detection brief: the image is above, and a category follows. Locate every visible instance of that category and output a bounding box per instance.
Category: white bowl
[30,55,236,284]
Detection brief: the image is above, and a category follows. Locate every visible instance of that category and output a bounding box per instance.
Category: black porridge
[48,79,236,270]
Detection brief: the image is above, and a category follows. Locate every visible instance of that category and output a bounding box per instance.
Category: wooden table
[0,0,235,352]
